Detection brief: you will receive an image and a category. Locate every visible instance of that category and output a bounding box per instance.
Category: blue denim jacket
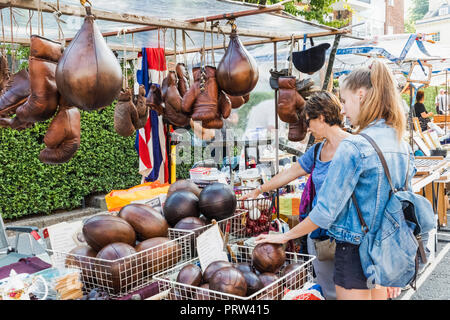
[308,119,416,245]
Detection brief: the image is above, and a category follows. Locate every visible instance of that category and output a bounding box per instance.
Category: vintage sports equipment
[198,183,237,221]
[167,179,201,198]
[216,28,258,96]
[176,264,203,287]
[118,203,169,240]
[208,266,247,297]
[163,191,200,227]
[82,214,136,252]
[55,7,122,110]
[252,243,286,273]
[134,237,182,275]
[203,260,232,283]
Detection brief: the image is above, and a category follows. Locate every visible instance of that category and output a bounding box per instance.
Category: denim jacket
[308,119,416,245]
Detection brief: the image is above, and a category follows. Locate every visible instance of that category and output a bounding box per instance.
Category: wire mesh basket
[46,228,194,298]
[154,245,315,300]
[174,209,249,258]
[234,186,274,237]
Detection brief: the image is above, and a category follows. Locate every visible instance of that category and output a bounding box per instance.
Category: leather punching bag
[216,28,258,97]
[55,6,122,111]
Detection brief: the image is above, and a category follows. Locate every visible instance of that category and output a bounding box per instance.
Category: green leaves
[0,103,141,220]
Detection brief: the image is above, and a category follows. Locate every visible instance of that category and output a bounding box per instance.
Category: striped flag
[135,47,169,183]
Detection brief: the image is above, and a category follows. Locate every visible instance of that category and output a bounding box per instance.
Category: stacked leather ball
[65,203,180,294]
[172,243,307,299]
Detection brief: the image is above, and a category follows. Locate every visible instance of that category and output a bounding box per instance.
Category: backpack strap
[359,133,397,194]
[352,193,369,234]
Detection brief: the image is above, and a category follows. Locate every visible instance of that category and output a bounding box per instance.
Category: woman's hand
[386,287,401,299]
[240,188,261,200]
[254,232,289,245]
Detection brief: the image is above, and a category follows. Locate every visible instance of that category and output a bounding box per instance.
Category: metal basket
[234,186,274,236]
[46,228,194,298]
[154,245,315,300]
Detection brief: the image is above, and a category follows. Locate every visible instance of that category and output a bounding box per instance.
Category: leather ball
[65,245,98,284]
[252,243,286,273]
[258,272,281,299]
[167,180,201,198]
[234,262,253,274]
[196,283,211,300]
[199,183,236,221]
[118,203,169,240]
[82,214,136,252]
[242,271,263,296]
[174,216,206,231]
[281,262,307,289]
[174,216,207,257]
[163,191,200,227]
[95,242,137,294]
[203,260,233,283]
[135,237,182,276]
[176,264,203,287]
[209,266,247,297]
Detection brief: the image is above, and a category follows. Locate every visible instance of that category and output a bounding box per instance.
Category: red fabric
[146,48,166,71]
[138,117,153,170]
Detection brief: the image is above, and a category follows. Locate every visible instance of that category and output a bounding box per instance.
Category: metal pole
[446,70,448,136]
[274,41,280,220]
[409,84,414,149]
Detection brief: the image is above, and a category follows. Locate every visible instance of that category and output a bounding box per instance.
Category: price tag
[196,224,229,272]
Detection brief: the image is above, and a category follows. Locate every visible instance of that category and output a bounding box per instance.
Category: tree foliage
[240,0,349,28]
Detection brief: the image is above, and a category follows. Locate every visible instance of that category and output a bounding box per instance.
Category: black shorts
[333,241,369,290]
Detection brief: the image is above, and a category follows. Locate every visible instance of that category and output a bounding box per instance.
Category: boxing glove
[277,76,305,124]
[176,63,189,97]
[288,117,307,142]
[146,84,165,116]
[134,85,148,129]
[114,88,139,137]
[163,98,190,127]
[182,66,219,122]
[218,90,231,120]
[16,36,63,123]
[202,117,223,129]
[165,71,182,113]
[39,100,81,164]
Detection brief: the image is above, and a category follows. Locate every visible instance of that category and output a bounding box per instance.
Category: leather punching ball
[216,27,258,97]
[55,6,122,111]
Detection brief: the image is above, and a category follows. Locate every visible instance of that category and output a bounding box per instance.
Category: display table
[412,158,450,228]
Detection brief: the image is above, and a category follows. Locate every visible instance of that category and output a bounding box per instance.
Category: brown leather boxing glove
[165,71,182,113]
[163,98,190,127]
[134,85,149,129]
[218,90,231,120]
[39,99,81,164]
[202,117,224,129]
[114,88,139,137]
[288,117,307,142]
[176,63,189,97]
[181,66,219,122]
[277,76,305,124]
[16,36,63,123]
[146,84,165,116]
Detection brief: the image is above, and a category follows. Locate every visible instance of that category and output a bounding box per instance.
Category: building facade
[331,0,404,37]
[415,0,450,46]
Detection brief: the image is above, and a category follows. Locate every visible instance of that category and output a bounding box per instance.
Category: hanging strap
[288,34,294,76]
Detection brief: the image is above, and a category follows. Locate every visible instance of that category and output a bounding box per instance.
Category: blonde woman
[255,61,413,300]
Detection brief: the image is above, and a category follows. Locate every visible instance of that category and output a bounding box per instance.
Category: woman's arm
[241,162,307,199]
[255,216,319,244]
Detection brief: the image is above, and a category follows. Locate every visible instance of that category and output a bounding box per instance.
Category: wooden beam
[165,29,349,56]
[89,4,284,40]
[0,0,289,39]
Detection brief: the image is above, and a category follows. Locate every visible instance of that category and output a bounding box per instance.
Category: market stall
[0,0,354,301]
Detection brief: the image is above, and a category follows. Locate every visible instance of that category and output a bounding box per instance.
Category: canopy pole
[273,41,280,220]
[322,34,341,91]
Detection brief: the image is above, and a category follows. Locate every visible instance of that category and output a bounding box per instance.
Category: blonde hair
[341,60,406,140]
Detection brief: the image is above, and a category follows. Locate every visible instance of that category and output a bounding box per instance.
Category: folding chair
[0,215,43,268]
